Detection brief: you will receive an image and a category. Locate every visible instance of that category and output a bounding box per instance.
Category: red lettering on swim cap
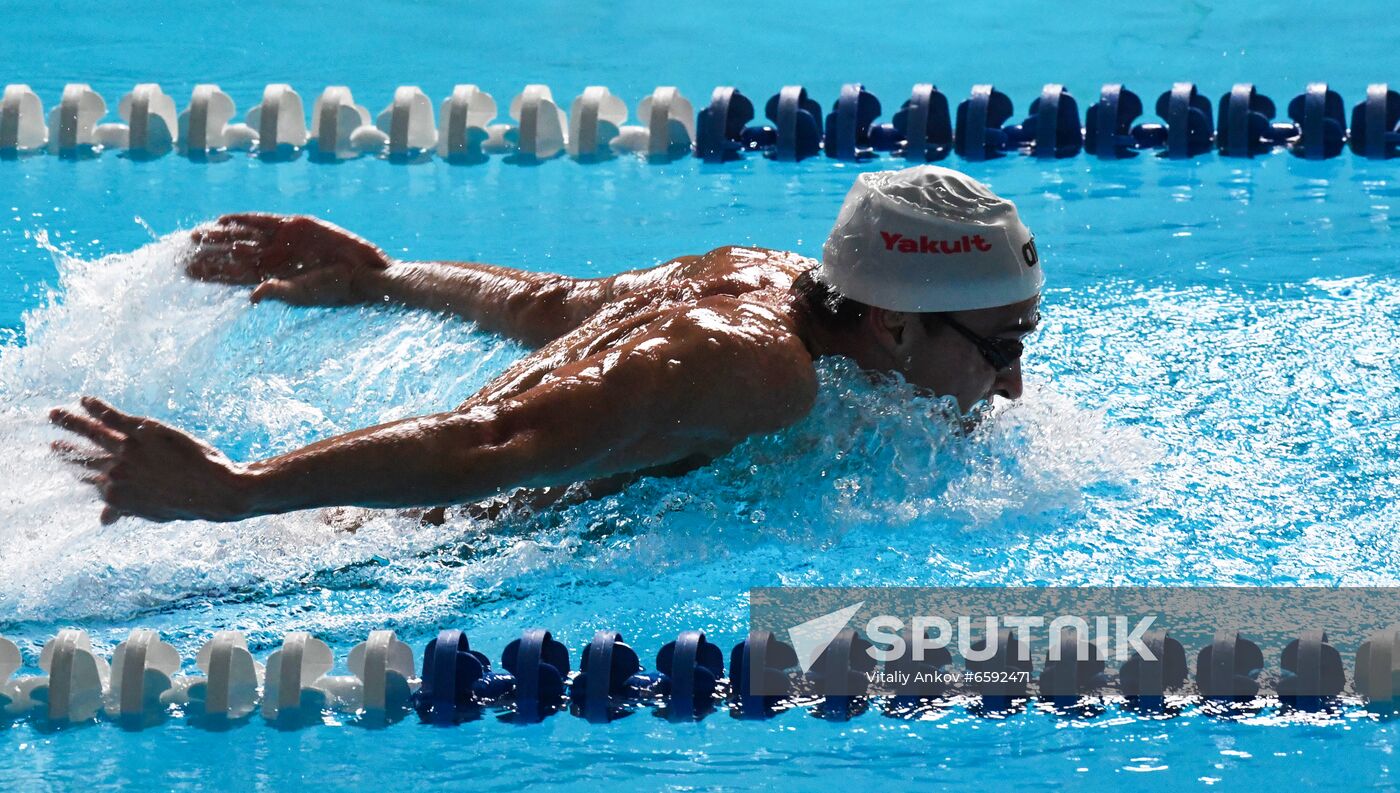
[877,231,996,255]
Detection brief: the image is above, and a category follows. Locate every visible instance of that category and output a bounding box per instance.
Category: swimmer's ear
[866,306,910,349]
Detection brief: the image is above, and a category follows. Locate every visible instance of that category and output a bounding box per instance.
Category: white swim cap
[817,165,1042,312]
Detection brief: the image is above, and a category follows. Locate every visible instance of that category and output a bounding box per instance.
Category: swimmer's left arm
[186,213,665,347]
[50,322,817,523]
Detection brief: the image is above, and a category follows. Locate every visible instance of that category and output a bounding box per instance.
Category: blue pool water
[3,0,1400,789]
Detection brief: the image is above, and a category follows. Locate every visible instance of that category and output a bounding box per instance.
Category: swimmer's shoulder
[662,294,818,420]
[696,245,818,274]
[669,245,816,297]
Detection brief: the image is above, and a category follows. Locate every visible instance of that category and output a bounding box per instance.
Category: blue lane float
[765,85,823,161]
[1118,631,1189,710]
[1157,82,1215,159]
[884,83,953,162]
[882,624,955,708]
[727,630,798,719]
[572,630,655,723]
[656,631,726,720]
[954,84,1014,161]
[1278,631,1345,711]
[823,83,881,161]
[1196,630,1264,701]
[1289,82,1347,160]
[416,629,494,724]
[964,628,1032,712]
[808,627,874,721]
[989,83,1081,158]
[500,628,571,723]
[1086,83,1143,159]
[1038,626,1107,705]
[1355,627,1400,708]
[1352,83,1400,159]
[1217,83,1284,158]
[696,86,754,163]
[1022,84,1083,159]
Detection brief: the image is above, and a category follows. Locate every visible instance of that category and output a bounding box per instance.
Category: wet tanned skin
[49,214,1038,524]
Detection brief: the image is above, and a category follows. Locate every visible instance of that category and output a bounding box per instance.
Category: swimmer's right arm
[50,318,817,523]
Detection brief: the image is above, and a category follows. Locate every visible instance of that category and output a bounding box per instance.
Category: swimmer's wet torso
[49,166,1043,523]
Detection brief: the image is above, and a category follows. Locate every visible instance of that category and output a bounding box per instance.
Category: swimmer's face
[870,296,1040,413]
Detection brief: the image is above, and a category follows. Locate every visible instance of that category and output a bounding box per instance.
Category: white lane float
[261,631,335,723]
[14,629,111,724]
[240,83,309,157]
[309,86,372,160]
[612,86,695,161]
[0,84,48,154]
[0,635,22,717]
[314,630,419,722]
[47,83,106,156]
[437,84,497,163]
[98,83,179,157]
[104,628,182,726]
[504,84,568,161]
[364,85,437,160]
[567,85,627,161]
[179,84,238,156]
[177,631,264,721]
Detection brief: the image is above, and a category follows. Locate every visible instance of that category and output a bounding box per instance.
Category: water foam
[0,232,510,624]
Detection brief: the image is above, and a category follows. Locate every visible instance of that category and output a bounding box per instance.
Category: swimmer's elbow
[420,411,545,498]
[436,403,628,494]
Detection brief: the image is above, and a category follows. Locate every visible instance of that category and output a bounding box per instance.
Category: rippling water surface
[1,153,1397,789]
[3,0,1400,786]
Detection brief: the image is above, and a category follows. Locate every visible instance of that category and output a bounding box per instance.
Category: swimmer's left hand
[48,397,251,524]
[184,213,390,297]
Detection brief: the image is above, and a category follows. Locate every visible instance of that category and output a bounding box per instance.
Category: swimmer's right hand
[184,213,391,306]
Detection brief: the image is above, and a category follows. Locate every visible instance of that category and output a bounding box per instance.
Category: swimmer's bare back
[48,214,820,524]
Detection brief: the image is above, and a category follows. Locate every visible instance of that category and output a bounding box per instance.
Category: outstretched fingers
[50,439,111,471]
[49,407,127,452]
[50,437,117,518]
[79,396,145,434]
[47,399,202,525]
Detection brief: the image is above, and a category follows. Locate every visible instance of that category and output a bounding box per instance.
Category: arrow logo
[788,601,865,672]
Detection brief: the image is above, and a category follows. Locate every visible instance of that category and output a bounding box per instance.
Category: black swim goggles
[931,313,1036,372]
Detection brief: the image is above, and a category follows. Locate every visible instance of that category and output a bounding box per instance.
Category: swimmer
[49,166,1042,524]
